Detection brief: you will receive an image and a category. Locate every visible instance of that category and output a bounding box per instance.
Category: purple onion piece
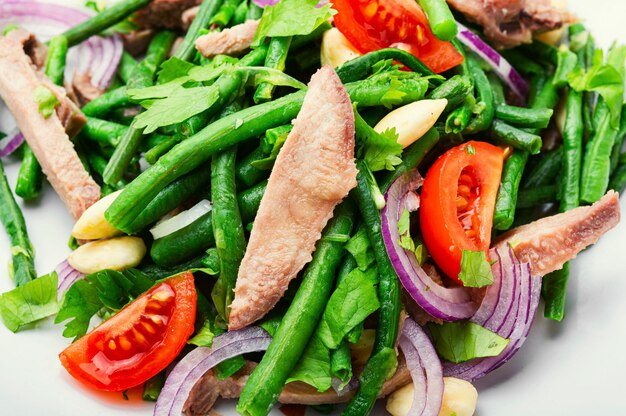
[456,22,529,100]
[0,130,24,157]
[381,170,478,321]
[399,318,444,416]
[55,259,85,299]
[154,327,271,416]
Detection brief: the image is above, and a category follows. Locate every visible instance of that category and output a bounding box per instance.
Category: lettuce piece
[286,333,332,392]
[428,321,509,363]
[0,273,59,332]
[458,250,494,288]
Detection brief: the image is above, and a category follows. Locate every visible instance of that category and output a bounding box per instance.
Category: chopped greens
[458,250,495,288]
[34,86,59,119]
[0,273,59,332]
[428,321,510,363]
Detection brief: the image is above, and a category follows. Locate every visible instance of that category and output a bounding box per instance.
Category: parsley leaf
[458,250,495,288]
[397,208,415,251]
[55,269,155,341]
[318,269,380,349]
[0,273,59,332]
[428,321,509,363]
[157,57,197,84]
[354,106,403,172]
[380,76,407,109]
[253,0,336,47]
[34,86,59,119]
[250,125,293,170]
[286,333,332,392]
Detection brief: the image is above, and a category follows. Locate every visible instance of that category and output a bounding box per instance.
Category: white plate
[1,0,626,414]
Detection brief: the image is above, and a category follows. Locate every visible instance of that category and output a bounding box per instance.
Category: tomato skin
[59,272,196,391]
[332,0,464,73]
[419,142,504,284]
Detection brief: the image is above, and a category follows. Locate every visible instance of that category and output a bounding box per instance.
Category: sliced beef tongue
[495,191,621,276]
[134,0,201,29]
[195,19,260,59]
[447,0,575,48]
[0,34,100,219]
[228,65,358,331]
[5,28,48,70]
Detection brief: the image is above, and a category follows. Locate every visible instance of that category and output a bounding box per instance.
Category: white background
[1,0,626,415]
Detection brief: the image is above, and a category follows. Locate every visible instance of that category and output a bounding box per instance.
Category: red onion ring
[154,327,272,416]
[399,318,444,416]
[55,259,85,300]
[381,170,478,321]
[0,130,24,157]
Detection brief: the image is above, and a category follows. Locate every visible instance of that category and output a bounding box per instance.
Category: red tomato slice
[419,141,504,284]
[332,0,464,73]
[59,272,196,391]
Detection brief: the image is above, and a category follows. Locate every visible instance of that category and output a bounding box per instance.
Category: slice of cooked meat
[195,19,260,59]
[121,29,155,56]
[0,35,100,219]
[495,191,620,276]
[447,0,575,48]
[182,5,200,29]
[134,0,200,29]
[228,65,358,330]
[68,71,105,106]
[184,356,411,414]
[6,28,48,69]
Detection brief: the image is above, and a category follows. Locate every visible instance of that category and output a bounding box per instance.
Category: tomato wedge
[332,0,464,73]
[59,272,196,391]
[419,142,504,284]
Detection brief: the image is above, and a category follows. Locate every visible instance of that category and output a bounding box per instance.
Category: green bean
[246,1,263,20]
[145,136,183,165]
[81,117,127,147]
[517,185,558,208]
[541,263,570,321]
[609,163,626,194]
[417,0,457,41]
[103,31,177,185]
[344,161,401,415]
[210,148,247,321]
[553,48,578,89]
[521,41,559,66]
[140,249,220,280]
[175,0,224,62]
[232,0,249,25]
[238,180,267,225]
[493,151,529,231]
[0,160,36,286]
[330,341,352,386]
[523,147,563,189]
[427,75,473,111]
[14,145,43,201]
[380,128,440,191]
[609,105,626,172]
[81,87,130,118]
[336,48,436,84]
[560,89,584,212]
[530,74,559,111]
[118,51,137,84]
[445,105,472,134]
[124,168,211,234]
[580,109,621,203]
[105,72,430,230]
[45,35,68,85]
[488,73,506,106]
[465,54,495,134]
[210,0,239,27]
[500,50,544,76]
[495,105,554,130]
[86,151,128,192]
[490,120,542,154]
[254,36,293,103]
[62,0,151,46]
[235,147,268,187]
[237,202,355,416]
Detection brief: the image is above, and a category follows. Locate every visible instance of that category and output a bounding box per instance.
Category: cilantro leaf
[157,57,197,84]
[428,321,509,363]
[380,76,407,109]
[318,269,380,349]
[34,86,59,119]
[458,250,495,288]
[54,279,101,341]
[397,208,415,251]
[0,273,59,332]
[286,333,332,392]
[253,0,336,47]
[354,107,403,172]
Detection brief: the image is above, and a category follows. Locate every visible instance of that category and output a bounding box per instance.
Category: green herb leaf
[397,208,415,251]
[54,279,101,341]
[215,355,246,380]
[354,106,403,172]
[344,228,376,272]
[380,76,407,109]
[318,269,380,349]
[428,321,509,363]
[157,57,197,84]
[250,126,292,170]
[34,86,59,119]
[187,320,215,347]
[458,250,495,288]
[0,272,59,332]
[286,333,332,392]
[239,66,307,90]
[253,0,336,47]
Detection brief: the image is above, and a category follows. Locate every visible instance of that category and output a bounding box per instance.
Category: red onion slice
[55,259,85,300]
[443,247,541,381]
[0,1,123,90]
[381,170,478,321]
[0,130,24,157]
[399,318,444,416]
[456,22,529,100]
[154,327,271,416]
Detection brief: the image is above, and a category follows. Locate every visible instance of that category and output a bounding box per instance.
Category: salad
[0,0,623,415]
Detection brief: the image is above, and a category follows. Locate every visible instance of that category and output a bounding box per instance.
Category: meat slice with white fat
[495,191,620,276]
[446,0,575,48]
[228,65,358,330]
[0,35,100,219]
[195,19,260,59]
